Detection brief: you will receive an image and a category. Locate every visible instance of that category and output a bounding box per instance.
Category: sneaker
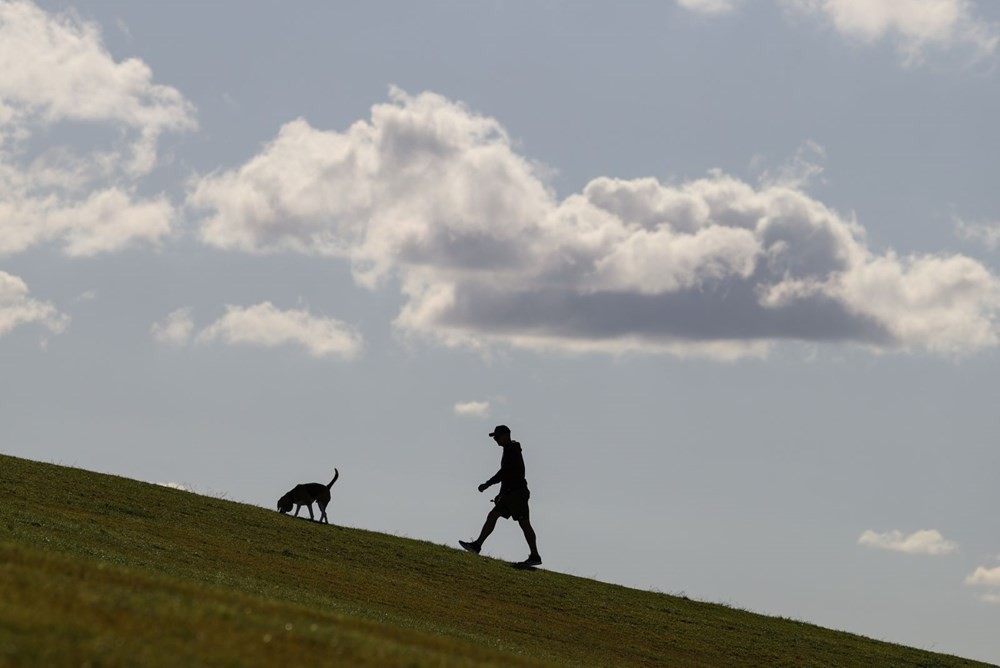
[459,540,481,554]
[520,554,542,567]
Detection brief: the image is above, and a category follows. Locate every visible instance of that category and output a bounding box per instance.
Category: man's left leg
[475,506,503,546]
[460,506,503,554]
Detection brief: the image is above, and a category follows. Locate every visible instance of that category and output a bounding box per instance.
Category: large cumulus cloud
[187,88,1000,359]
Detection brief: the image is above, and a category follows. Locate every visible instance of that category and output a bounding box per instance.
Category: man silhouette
[460,424,542,566]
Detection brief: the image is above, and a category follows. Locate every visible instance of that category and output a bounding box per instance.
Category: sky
[2,0,1000,662]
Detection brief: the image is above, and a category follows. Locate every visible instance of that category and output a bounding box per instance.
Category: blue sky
[2,0,1000,662]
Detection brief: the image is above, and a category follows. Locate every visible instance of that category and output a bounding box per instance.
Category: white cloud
[964,565,1000,587]
[454,400,491,417]
[675,0,999,64]
[0,187,175,256]
[858,529,958,555]
[151,307,195,347]
[966,565,1000,603]
[677,0,742,14]
[0,1,195,256]
[188,89,1000,360]
[196,302,364,360]
[0,270,68,337]
[787,0,999,64]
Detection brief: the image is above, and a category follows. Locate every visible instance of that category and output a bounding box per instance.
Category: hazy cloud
[858,529,958,555]
[677,0,742,14]
[188,88,1000,359]
[0,0,195,256]
[454,400,491,417]
[955,218,1000,252]
[196,302,364,360]
[151,307,195,346]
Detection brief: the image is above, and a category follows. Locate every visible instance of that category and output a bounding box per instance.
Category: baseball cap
[489,425,510,438]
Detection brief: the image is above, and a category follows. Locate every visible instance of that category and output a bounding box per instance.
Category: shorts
[493,487,530,521]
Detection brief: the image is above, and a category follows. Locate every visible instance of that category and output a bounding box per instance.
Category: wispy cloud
[757,141,827,191]
[858,529,958,555]
[188,88,1000,360]
[454,400,491,417]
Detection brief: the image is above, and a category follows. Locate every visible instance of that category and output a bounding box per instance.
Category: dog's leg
[306,504,315,521]
[294,505,301,517]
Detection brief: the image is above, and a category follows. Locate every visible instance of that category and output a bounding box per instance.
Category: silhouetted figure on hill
[460,425,542,566]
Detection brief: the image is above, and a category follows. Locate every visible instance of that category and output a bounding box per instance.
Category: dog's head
[277,494,293,514]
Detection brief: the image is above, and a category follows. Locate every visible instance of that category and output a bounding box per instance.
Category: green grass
[0,454,989,667]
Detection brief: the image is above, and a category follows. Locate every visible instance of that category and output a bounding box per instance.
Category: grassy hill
[0,454,989,667]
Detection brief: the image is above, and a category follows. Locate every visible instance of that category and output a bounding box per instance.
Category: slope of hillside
[0,454,988,667]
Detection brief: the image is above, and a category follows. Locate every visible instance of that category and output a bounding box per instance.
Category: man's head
[489,424,511,445]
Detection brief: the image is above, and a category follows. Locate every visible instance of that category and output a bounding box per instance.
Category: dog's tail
[327,468,339,489]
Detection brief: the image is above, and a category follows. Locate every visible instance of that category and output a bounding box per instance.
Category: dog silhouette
[277,469,339,523]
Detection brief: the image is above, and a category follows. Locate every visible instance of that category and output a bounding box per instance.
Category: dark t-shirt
[484,440,528,493]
